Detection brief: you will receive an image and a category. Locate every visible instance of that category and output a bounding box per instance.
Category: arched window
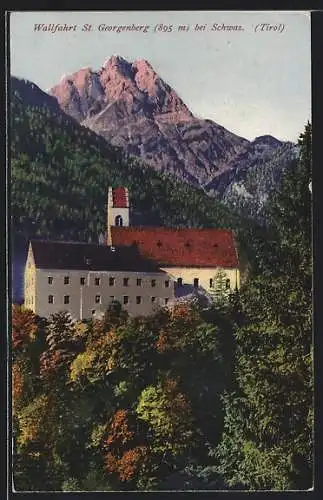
[115,215,123,226]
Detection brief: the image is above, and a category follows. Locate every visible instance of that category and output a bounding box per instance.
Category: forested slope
[11,77,240,245]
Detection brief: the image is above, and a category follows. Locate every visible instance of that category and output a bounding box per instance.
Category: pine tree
[209,269,230,307]
[215,123,313,490]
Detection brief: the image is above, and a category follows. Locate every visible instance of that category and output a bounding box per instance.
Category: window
[95,295,101,304]
[226,279,231,289]
[209,278,214,288]
[165,298,169,305]
[151,279,156,288]
[64,276,69,285]
[165,280,170,288]
[115,215,123,226]
[48,276,53,285]
[136,296,142,304]
[123,296,129,305]
[80,277,85,285]
[137,278,142,286]
[48,295,54,304]
[123,277,129,287]
[64,295,70,304]
[193,278,199,288]
[110,295,115,301]
[92,309,95,315]
[95,277,101,286]
[151,297,156,303]
[109,277,115,286]
[177,278,183,287]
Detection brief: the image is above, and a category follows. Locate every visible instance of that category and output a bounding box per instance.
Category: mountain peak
[102,55,133,78]
[133,58,154,71]
[253,134,282,147]
[50,54,193,121]
[103,54,129,67]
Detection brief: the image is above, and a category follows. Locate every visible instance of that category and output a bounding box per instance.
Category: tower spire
[106,187,129,245]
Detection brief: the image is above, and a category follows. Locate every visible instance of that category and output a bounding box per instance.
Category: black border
[3,6,323,500]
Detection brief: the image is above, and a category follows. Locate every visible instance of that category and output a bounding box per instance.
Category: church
[24,187,240,319]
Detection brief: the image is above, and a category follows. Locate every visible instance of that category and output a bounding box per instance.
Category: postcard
[8,10,312,493]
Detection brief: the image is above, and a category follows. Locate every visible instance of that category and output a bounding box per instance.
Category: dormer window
[85,258,92,266]
[115,215,123,226]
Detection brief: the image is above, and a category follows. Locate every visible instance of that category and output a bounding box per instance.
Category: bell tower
[107,187,130,245]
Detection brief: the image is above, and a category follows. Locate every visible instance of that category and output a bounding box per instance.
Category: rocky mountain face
[49,56,298,219]
[49,56,252,187]
[14,56,298,221]
[206,135,298,220]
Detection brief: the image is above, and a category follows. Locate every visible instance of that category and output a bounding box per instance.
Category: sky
[9,10,311,142]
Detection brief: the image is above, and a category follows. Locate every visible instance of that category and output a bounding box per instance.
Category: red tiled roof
[111,227,239,268]
[112,187,128,208]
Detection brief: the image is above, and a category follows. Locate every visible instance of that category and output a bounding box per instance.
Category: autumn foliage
[117,446,149,482]
[102,410,149,484]
[103,410,135,449]
[12,305,38,350]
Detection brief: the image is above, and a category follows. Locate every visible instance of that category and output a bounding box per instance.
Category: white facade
[25,264,174,320]
[163,266,240,293]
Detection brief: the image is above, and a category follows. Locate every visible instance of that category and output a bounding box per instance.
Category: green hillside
[11,78,241,244]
